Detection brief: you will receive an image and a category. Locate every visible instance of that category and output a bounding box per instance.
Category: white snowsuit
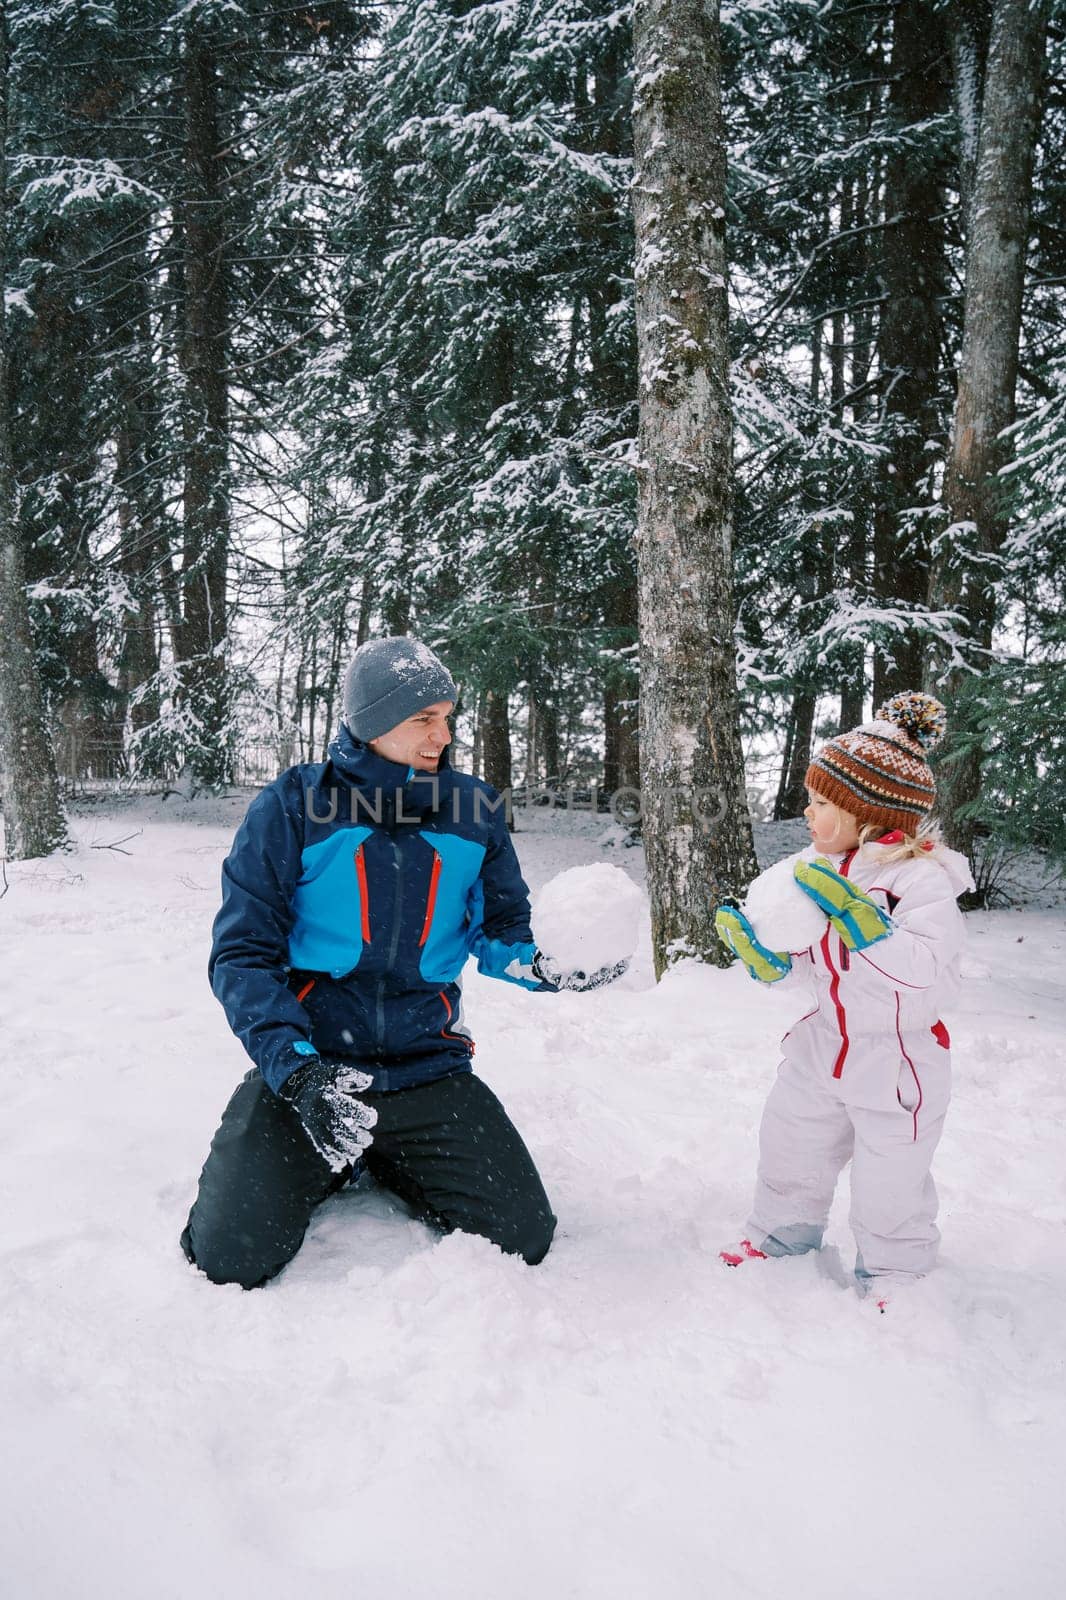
[749,841,974,1282]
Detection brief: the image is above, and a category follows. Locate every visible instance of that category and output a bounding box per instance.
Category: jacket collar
[325,724,454,816]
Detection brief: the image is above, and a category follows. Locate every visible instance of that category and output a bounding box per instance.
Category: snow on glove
[532,950,629,992]
[714,905,792,984]
[279,1056,378,1171]
[792,857,893,952]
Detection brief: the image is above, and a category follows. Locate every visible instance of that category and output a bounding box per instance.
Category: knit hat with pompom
[804,691,946,836]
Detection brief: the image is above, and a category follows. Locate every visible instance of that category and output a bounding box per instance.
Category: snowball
[532,864,643,975]
[742,856,826,954]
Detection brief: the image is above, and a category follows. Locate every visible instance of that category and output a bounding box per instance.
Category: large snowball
[742,855,826,954]
[532,864,643,974]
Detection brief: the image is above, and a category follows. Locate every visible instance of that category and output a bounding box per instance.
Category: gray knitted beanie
[342,637,458,742]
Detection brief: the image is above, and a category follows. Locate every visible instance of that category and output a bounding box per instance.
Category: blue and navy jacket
[209,728,547,1094]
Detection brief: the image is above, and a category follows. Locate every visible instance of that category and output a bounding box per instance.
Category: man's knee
[180,1217,292,1290]
[520,1214,556,1266]
[504,1203,557,1267]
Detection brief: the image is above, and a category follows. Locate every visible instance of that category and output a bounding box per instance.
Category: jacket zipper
[826,847,857,1078]
[387,835,404,967]
[439,990,474,1055]
[419,853,442,947]
[824,928,850,1078]
[354,844,371,943]
[896,993,922,1141]
[374,833,406,1056]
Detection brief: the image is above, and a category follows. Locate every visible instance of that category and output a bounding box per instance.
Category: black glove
[532,950,629,992]
[279,1055,377,1171]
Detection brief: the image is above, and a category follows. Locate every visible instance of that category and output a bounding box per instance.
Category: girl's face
[804,790,861,854]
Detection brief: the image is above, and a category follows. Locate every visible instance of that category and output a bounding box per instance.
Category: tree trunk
[482,689,512,796]
[838,672,864,733]
[59,624,123,780]
[319,607,349,758]
[774,691,816,820]
[306,625,319,759]
[355,574,374,646]
[584,29,640,807]
[274,627,293,769]
[538,699,561,791]
[176,36,231,787]
[292,655,307,761]
[524,693,538,787]
[840,123,875,729]
[381,584,410,637]
[773,706,796,822]
[471,689,485,780]
[0,10,66,858]
[18,258,120,779]
[603,677,640,796]
[872,0,951,703]
[928,0,1048,853]
[632,0,758,975]
[115,416,161,743]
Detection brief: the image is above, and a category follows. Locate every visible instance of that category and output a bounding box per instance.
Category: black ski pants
[180,1068,557,1289]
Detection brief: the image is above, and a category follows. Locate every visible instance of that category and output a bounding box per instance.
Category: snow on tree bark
[929,0,1049,854]
[0,5,67,860]
[947,0,994,247]
[603,569,639,795]
[632,0,757,975]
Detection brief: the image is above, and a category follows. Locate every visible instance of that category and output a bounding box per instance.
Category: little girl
[715,692,974,1300]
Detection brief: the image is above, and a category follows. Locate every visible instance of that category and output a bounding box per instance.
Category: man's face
[369,701,454,773]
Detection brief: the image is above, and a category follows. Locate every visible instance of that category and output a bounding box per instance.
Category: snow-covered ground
[2,794,1064,1599]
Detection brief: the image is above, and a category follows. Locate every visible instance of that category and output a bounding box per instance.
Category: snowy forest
[0,0,1063,900]
[4,7,1066,1593]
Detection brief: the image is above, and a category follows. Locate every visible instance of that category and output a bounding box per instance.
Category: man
[182,637,616,1288]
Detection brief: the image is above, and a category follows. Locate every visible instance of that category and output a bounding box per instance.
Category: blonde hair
[808,790,943,863]
[857,820,943,863]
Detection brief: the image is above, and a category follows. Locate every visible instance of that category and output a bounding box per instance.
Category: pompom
[875,691,946,752]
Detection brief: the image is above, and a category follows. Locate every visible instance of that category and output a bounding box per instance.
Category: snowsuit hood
[923,844,975,899]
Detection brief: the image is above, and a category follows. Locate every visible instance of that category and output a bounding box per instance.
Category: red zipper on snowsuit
[354,844,371,942]
[825,848,857,1079]
[896,993,923,1141]
[419,853,442,947]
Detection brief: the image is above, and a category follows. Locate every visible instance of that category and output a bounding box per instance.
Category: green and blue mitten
[715,905,792,984]
[793,857,893,952]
